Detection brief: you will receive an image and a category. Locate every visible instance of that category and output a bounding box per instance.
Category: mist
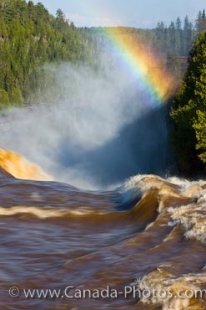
[0,62,173,189]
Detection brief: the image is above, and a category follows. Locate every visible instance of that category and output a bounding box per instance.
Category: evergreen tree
[170,32,206,174]
[176,17,183,54]
[196,10,206,33]
[168,21,177,55]
[183,16,193,55]
[194,111,206,163]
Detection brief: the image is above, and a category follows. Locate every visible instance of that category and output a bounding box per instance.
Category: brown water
[0,151,206,310]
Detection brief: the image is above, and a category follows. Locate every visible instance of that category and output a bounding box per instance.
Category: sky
[33,0,205,28]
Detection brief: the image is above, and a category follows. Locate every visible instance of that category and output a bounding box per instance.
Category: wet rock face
[0,148,52,181]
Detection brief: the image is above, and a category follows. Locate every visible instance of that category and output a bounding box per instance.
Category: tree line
[82,15,197,58]
[81,13,203,81]
[155,10,206,56]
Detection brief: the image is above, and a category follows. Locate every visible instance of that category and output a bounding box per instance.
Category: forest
[0,0,206,176]
[0,0,90,107]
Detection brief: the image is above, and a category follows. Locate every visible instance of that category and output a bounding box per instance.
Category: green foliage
[9,87,23,105]
[0,0,90,108]
[170,32,206,175]
[0,89,10,108]
[194,111,206,163]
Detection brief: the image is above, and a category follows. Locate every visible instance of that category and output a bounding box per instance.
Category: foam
[169,203,206,245]
[0,206,101,219]
[136,270,206,309]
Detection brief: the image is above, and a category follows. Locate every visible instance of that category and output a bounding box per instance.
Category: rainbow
[101,27,175,104]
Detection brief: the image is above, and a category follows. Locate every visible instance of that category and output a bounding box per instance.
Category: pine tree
[176,17,183,54]
[196,9,206,33]
[194,111,206,163]
[183,16,193,55]
[170,32,206,174]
